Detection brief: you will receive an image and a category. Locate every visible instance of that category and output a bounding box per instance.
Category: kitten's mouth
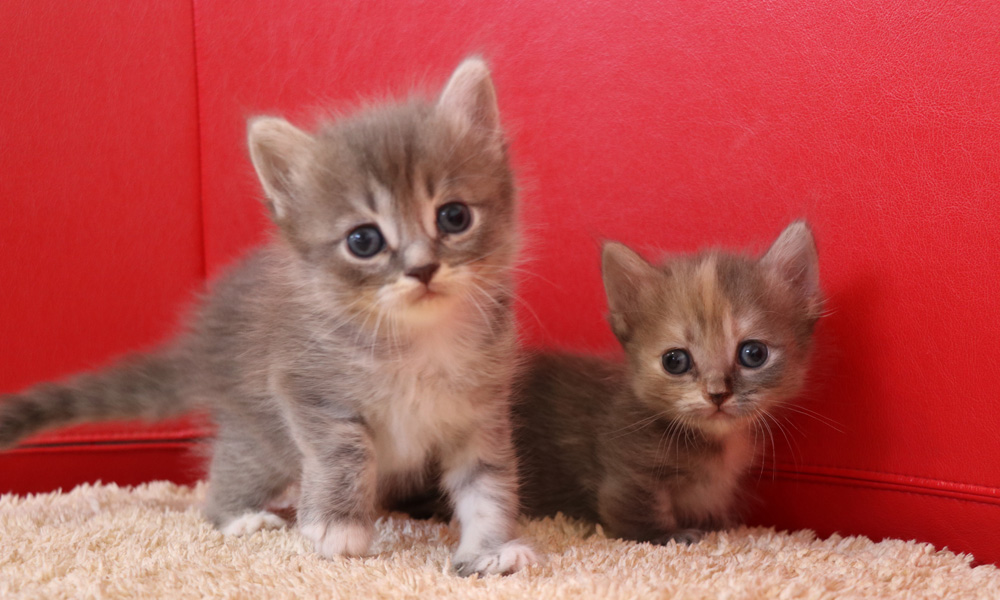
[707,409,735,421]
[701,404,746,423]
[404,284,451,307]
[411,287,442,303]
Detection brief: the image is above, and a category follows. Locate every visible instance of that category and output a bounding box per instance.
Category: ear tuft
[436,57,501,136]
[761,220,822,310]
[601,242,659,342]
[247,117,315,222]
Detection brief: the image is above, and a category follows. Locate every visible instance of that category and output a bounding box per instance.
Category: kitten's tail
[0,350,196,449]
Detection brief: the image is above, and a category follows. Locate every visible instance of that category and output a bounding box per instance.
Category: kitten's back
[512,351,624,520]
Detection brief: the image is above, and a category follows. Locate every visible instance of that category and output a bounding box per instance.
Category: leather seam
[24,428,211,445]
[767,461,1000,495]
[189,0,208,282]
[763,470,1000,508]
[9,440,206,452]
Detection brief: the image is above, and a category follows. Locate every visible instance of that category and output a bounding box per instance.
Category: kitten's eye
[437,201,472,235]
[661,349,692,375]
[738,340,769,369]
[346,225,385,258]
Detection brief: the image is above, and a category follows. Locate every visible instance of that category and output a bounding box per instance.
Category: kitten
[0,58,536,575]
[511,222,823,543]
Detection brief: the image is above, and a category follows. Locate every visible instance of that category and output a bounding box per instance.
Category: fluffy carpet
[2,482,997,599]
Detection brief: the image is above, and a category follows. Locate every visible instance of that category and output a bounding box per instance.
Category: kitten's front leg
[441,422,537,576]
[597,477,703,545]
[294,417,378,559]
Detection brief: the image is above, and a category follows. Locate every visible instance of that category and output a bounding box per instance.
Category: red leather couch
[3,1,999,565]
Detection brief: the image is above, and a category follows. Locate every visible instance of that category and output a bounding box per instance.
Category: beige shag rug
[2,482,998,599]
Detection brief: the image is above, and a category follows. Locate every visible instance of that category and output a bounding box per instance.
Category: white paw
[220,511,288,536]
[653,528,704,545]
[300,520,372,558]
[454,540,538,577]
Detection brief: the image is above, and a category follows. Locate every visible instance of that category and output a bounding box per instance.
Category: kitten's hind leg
[204,431,295,536]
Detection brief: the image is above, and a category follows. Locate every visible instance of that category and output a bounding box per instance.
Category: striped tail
[0,351,193,449]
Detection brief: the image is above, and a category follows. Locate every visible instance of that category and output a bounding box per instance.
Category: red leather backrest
[0,1,204,391]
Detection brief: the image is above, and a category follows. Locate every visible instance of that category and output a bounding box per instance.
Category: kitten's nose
[707,391,733,407]
[406,263,440,285]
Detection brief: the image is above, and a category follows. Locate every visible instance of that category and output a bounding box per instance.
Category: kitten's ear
[436,57,501,137]
[761,220,822,306]
[602,242,659,342]
[247,117,316,222]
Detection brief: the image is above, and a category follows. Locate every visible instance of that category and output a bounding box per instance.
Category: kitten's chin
[392,289,460,327]
[692,409,750,437]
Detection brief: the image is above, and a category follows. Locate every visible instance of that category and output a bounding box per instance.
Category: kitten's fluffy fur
[512,222,822,542]
[0,59,536,575]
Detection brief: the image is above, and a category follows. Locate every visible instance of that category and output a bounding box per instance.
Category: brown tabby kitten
[511,222,822,543]
[0,58,537,575]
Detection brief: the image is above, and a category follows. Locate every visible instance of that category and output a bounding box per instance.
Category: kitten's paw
[453,540,538,577]
[300,520,372,559]
[220,511,288,536]
[653,528,704,545]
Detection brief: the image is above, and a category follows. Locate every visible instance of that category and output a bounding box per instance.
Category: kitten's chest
[668,430,753,523]
[365,333,505,476]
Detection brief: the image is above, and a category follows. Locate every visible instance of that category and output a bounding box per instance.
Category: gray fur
[0,58,536,574]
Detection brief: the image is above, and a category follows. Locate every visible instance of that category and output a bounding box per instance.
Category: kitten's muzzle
[406,263,440,286]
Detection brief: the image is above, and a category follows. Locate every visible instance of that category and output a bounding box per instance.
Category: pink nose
[406,263,439,285]
[707,391,732,407]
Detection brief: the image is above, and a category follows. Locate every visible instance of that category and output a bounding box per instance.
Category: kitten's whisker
[464,278,506,323]
[762,410,800,469]
[451,248,503,269]
[771,402,843,433]
[606,411,668,438]
[749,414,765,481]
[369,306,386,365]
[653,418,677,482]
[472,264,561,290]
[606,418,651,438]
[463,289,497,338]
[463,271,550,336]
[386,307,402,364]
[760,414,778,481]
[755,416,768,481]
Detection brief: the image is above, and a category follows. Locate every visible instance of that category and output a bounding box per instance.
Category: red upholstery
[3,1,999,564]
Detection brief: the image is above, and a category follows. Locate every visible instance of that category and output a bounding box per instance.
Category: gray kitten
[0,58,536,575]
[511,222,822,543]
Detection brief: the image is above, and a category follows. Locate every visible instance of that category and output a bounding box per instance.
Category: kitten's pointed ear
[602,242,659,342]
[436,57,501,136]
[247,117,316,222]
[761,220,822,306]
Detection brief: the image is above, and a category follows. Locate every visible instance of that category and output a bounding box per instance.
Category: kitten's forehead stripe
[363,190,377,213]
[690,255,734,351]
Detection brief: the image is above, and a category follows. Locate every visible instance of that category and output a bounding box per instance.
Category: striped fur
[511,222,823,542]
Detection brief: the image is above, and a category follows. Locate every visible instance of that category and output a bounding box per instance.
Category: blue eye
[346,225,384,258]
[662,349,692,375]
[738,341,768,368]
[437,201,472,234]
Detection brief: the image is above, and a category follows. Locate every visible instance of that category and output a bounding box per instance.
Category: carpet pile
[2,481,997,599]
